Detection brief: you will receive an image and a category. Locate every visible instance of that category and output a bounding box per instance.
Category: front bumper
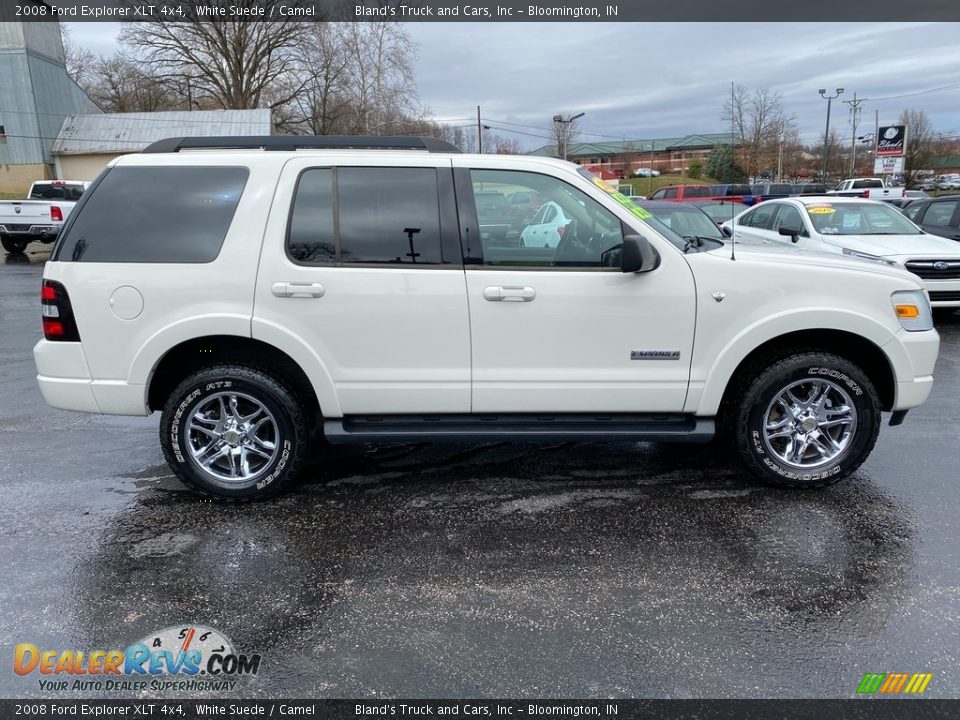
[885,328,940,411]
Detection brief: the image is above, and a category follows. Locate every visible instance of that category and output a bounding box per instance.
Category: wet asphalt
[1,247,959,700]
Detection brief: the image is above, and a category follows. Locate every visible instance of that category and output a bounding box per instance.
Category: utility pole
[777,121,785,182]
[552,112,585,161]
[476,105,483,154]
[843,92,864,176]
[819,87,844,183]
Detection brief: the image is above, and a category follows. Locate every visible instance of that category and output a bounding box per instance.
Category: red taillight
[50,206,63,222]
[41,280,81,342]
[861,190,870,198]
[42,320,66,337]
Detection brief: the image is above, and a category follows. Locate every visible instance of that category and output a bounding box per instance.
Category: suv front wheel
[734,352,881,487]
[160,365,311,501]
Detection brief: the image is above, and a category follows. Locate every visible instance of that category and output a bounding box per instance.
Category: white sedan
[728,196,960,308]
[519,201,574,248]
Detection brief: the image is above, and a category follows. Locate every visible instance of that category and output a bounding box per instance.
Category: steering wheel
[552,218,585,265]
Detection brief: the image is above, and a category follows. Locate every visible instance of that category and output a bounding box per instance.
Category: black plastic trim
[324,414,715,444]
[142,136,461,154]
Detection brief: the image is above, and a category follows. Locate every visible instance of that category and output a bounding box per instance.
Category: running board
[324,414,714,444]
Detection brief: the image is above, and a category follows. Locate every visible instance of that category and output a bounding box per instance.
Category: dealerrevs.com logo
[856,672,933,696]
[14,625,261,693]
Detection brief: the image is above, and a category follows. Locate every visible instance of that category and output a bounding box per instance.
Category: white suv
[34,136,940,500]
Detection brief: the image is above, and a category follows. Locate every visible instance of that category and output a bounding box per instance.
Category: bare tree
[60,25,97,89]
[486,134,523,155]
[77,53,182,113]
[340,22,419,133]
[722,85,796,180]
[898,108,948,188]
[119,2,310,110]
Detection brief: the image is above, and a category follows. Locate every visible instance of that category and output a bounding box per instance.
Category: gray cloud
[67,21,960,148]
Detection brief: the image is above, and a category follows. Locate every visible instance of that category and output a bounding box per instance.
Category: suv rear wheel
[160,365,311,501]
[734,352,881,487]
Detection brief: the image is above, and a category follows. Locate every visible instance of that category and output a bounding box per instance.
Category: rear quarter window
[55,166,248,263]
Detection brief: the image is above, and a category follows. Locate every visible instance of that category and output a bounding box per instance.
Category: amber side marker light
[895,304,921,319]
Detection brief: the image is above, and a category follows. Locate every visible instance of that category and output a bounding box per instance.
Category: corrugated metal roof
[51,109,273,154]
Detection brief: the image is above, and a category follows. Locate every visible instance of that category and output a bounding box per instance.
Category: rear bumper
[0,225,59,239]
[34,340,149,416]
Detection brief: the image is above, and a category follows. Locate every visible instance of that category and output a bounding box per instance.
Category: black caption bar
[0,700,958,719]
[3,0,960,22]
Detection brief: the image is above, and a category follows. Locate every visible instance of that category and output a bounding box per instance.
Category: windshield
[805,202,922,235]
[698,202,742,225]
[643,205,724,240]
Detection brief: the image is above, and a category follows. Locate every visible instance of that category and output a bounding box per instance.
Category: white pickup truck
[0,180,89,254]
[827,177,905,201]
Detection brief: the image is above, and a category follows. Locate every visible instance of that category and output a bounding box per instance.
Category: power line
[862,81,960,103]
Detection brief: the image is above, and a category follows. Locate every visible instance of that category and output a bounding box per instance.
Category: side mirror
[778,226,801,243]
[621,235,661,273]
[721,225,732,238]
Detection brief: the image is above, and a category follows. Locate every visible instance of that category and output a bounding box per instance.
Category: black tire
[733,352,881,488]
[1,236,29,254]
[160,365,312,501]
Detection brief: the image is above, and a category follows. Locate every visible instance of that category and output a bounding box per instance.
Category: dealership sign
[874,157,904,174]
[876,125,907,157]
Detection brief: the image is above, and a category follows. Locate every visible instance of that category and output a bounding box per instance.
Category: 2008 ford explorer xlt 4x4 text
[33,136,940,500]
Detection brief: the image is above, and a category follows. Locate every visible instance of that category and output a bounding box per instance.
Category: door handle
[483,285,536,302]
[272,281,325,298]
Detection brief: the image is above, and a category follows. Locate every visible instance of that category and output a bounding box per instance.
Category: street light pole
[819,87,844,184]
[552,112,585,161]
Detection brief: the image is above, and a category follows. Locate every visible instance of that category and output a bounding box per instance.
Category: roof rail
[141,135,462,154]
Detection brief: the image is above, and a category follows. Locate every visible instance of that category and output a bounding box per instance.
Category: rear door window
[923,200,959,227]
[55,166,248,263]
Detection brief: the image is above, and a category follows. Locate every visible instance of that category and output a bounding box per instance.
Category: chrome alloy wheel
[186,392,279,484]
[761,379,857,469]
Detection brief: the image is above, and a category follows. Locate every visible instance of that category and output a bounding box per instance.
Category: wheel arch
[146,335,326,415]
[712,329,896,417]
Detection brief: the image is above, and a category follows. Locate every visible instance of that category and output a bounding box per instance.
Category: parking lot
[2,246,959,699]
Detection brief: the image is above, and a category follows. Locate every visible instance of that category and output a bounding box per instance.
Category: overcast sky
[66,22,960,150]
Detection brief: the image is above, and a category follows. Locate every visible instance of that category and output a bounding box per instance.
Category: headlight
[891,289,933,332]
[842,248,899,266]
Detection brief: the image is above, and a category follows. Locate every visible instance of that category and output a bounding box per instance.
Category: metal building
[0,20,98,194]
[51,109,274,180]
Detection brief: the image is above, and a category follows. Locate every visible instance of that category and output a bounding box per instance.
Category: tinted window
[682,186,711,198]
[662,187,678,199]
[288,169,335,264]
[30,183,85,201]
[773,205,808,237]
[924,200,958,227]
[741,204,777,229]
[337,168,442,264]
[852,179,883,189]
[56,166,248,263]
[903,203,925,222]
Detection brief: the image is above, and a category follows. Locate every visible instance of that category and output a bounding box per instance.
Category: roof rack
[141,135,462,154]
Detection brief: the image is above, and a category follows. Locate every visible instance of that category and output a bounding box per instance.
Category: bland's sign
[876,125,907,157]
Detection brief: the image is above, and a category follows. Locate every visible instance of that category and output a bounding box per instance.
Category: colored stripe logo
[857,673,933,695]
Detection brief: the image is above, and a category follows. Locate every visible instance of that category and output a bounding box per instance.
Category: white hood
[820,233,960,258]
